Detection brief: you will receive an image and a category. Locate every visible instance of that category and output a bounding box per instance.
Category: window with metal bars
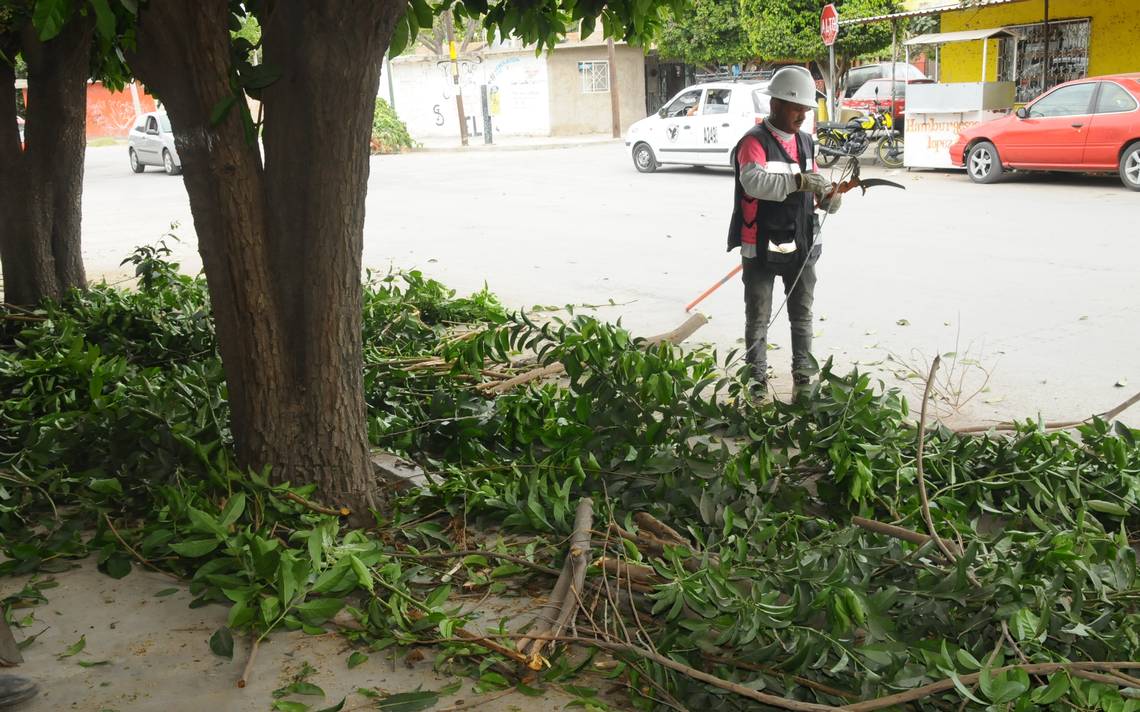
[579,61,610,93]
[999,18,1091,103]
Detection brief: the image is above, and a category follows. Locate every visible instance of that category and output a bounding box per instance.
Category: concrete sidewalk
[413,133,622,152]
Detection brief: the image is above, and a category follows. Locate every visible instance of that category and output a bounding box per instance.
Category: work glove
[820,191,843,214]
[796,171,832,197]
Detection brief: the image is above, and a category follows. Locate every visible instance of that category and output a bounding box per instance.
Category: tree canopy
[741,0,900,63]
[655,0,751,68]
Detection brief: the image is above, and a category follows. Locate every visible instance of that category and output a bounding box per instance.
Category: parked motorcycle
[816,103,904,169]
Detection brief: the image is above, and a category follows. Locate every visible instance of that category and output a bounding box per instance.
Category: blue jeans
[742,256,817,381]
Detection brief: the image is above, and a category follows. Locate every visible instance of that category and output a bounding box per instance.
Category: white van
[624,81,816,173]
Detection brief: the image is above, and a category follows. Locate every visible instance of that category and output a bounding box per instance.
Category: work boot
[0,675,38,707]
[744,361,770,402]
[748,378,769,402]
[791,371,815,399]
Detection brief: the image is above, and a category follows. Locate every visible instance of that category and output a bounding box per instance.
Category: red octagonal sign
[821,3,839,46]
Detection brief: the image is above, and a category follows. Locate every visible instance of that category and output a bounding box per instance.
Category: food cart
[902,28,1019,169]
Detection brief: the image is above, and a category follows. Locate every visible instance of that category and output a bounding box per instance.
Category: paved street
[81,142,1138,425]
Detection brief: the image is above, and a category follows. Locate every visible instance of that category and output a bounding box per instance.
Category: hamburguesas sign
[905,112,1002,168]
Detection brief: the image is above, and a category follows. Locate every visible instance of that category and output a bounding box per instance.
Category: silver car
[127,111,182,175]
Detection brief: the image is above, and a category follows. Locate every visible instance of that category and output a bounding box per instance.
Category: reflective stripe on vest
[757,160,803,176]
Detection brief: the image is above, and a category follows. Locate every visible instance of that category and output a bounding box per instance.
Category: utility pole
[828,43,836,121]
[890,18,898,121]
[444,12,468,146]
[383,54,396,111]
[606,38,621,138]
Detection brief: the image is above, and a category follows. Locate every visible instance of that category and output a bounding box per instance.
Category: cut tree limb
[633,512,688,545]
[516,498,594,661]
[915,357,964,564]
[481,362,564,395]
[703,654,858,701]
[282,491,349,517]
[851,516,932,548]
[517,634,837,712]
[953,389,1140,434]
[839,661,1140,711]
[609,522,714,572]
[482,313,708,395]
[386,549,561,577]
[594,557,661,586]
[236,634,259,688]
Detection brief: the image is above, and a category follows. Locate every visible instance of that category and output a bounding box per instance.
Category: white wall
[388,50,551,139]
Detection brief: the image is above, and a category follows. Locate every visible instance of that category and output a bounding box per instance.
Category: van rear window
[752,89,771,114]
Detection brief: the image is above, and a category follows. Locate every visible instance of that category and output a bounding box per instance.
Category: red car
[838,78,933,127]
[950,74,1140,191]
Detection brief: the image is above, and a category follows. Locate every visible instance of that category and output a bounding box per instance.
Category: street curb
[411,138,622,153]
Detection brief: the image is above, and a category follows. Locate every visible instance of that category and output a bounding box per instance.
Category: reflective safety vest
[726,124,819,270]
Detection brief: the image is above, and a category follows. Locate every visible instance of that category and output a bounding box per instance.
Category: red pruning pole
[685,263,742,313]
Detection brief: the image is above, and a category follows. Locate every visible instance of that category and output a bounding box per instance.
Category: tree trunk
[0,19,91,306]
[814,55,851,121]
[129,1,404,518]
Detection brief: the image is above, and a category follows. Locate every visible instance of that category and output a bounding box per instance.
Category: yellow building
[911,0,1140,102]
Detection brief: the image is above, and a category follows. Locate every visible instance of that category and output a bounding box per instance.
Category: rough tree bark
[128,1,404,517]
[0,17,91,306]
[814,55,852,118]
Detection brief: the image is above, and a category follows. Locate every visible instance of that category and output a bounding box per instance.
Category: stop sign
[821,3,839,46]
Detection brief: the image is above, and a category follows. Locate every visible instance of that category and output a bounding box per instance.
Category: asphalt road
[81,142,1139,425]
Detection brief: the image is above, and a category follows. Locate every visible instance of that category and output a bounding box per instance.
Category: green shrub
[371,99,416,154]
[4,247,1140,711]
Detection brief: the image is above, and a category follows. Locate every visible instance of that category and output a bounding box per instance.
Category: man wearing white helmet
[726,65,841,393]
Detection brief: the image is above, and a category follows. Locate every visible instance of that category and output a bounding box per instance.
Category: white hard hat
[762,66,817,108]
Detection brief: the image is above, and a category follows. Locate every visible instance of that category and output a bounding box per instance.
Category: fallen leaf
[1115,379,1128,388]
[58,635,86,659]
[17,628,48,650]
[209,627,234,660]
[896,319,910,326]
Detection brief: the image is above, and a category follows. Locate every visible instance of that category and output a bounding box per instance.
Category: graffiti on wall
[390,52,551,138]
[433,56,483,101]
[86,83,157,138]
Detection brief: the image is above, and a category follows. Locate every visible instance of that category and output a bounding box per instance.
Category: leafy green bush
[371,99,416,154]
[2,247,1139,710]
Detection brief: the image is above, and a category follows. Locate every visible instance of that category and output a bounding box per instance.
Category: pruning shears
[684,158,905,314]
[825,157,906,200]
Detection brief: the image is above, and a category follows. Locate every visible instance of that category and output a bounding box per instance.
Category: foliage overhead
[654,0,752,68]
[741,0,901,62]
[2,247,1139,710]
[1,0,136,89]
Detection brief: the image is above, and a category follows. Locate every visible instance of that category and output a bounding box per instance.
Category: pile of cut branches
[2,247,1138,711]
